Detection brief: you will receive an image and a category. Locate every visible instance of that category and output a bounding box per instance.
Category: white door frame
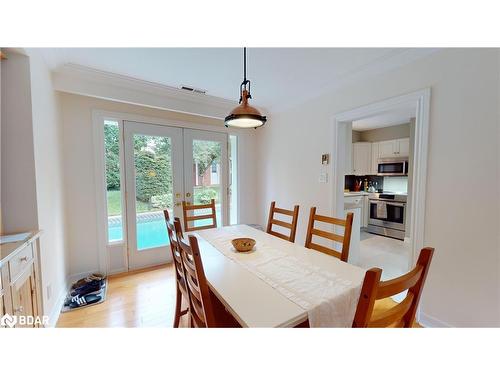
[330,88,431,268]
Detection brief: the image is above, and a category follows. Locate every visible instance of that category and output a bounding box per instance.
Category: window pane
[104,120,123,243]
[133,134,173,250]
[192,139,222,227]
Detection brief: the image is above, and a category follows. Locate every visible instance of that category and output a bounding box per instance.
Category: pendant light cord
[240,47,251,103]
[244,47,247,82]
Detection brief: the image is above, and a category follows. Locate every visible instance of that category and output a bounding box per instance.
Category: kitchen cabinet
[11,263,38,327]
[352,142,371,176]
[375,138,410,158]
[344,193,368,228]
[397,138,410,157]
[371,142,379,174]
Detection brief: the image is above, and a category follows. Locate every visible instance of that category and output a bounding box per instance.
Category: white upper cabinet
[377,140,396,158]
[376,138,410,158]
[396,138,410,157]
[371,142,379,174]
[352,142,371,176]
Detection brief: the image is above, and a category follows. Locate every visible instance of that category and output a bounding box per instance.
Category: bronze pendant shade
[225,48,267,129]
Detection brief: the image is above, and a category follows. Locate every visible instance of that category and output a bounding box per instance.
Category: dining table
[193,224,366,328]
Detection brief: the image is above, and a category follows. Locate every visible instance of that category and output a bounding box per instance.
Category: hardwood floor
[57,263,421,328]
[57,264,188,328]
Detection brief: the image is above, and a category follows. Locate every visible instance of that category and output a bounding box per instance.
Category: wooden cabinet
[377,138,410,158]
[0,231,42,328]
[11,263,38,327]
[352,142,372,176]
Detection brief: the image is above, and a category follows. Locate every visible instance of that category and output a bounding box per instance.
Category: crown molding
[52,63,239,119]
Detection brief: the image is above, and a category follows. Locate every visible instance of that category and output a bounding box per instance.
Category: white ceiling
[351,104,416,131]
[39,48,437,112]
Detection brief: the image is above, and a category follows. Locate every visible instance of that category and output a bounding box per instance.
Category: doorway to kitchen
[94,114,236,273]
[331,89,430,281]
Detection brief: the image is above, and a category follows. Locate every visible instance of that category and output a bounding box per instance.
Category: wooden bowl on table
[231,238,256,252]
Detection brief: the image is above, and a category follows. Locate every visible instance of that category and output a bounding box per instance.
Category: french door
[122,121,228,270]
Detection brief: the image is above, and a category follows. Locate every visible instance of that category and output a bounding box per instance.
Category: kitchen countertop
[344,191,370,196]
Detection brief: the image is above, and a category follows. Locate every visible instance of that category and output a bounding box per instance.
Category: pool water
[108,207,221,250]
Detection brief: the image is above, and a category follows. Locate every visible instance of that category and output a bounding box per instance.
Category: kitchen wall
[60,93,259,277]
[354,122,410,142]
[256,49,500,327]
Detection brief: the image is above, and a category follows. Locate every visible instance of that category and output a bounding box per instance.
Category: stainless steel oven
[367,193,406,240]
[377,158,408,176]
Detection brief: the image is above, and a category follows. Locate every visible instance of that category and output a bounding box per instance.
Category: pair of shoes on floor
[65,274,106,309]
[65,292,102,309]
[71,273,106,290]
[70,279,105,297]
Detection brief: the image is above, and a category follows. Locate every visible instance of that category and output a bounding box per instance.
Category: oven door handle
[386,202,406,207]
[370,200,406,207]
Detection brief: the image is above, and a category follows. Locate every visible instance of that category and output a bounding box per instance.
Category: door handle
[186,192,191,198]
[175,202,181,207]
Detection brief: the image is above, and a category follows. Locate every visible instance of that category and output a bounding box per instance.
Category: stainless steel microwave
[377,158,408,176]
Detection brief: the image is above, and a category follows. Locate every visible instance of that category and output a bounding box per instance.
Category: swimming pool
[108,207,221,250]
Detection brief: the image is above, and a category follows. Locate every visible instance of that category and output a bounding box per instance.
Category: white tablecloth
[195,225,366,327]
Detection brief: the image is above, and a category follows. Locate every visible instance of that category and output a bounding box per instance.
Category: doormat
[60,279,108,313]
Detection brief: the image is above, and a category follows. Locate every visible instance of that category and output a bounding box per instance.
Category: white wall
[60,93,258,277]
[1,50,68,324]
[256,49,500,327]
[1,51,39,232]
[28,50,69,323]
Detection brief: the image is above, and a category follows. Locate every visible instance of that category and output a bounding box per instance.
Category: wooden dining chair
[175,226,217,328]
[352,247,434,328]
[163,210,189,328]
[182,199,217,232]
[304,208,354,262]
[266,201,300,242]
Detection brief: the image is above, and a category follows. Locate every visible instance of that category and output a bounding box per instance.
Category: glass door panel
[183,129,228,228]
[124,121,183,270]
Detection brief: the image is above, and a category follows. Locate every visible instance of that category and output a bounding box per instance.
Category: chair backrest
[266,201,300,242]
[304,207,353,262]
[175,221,216,328]
[352,247,434,328]
[164,210,185,284]
[182,199,217,232]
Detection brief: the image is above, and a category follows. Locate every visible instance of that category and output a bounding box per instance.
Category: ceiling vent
[179,85,207,95]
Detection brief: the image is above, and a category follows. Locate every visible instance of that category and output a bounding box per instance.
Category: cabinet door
[378,140,396,158]
[396,138,410,157]
[352,143,371,175]
[371,142,379,174]
[11,264,38,328]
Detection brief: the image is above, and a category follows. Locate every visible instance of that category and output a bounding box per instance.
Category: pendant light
[225,47,267,128]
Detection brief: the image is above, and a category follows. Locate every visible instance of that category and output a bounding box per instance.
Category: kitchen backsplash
[345,175,408,193]
[382,176,408,193]
[345,175,384,191]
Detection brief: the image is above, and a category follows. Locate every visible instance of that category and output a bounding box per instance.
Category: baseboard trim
[418,312,453,328]
[45,281,70,328]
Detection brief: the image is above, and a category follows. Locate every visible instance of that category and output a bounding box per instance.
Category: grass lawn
[107,190,150,215]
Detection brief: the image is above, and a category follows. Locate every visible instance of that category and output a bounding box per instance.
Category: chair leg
[173,285,182,328]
